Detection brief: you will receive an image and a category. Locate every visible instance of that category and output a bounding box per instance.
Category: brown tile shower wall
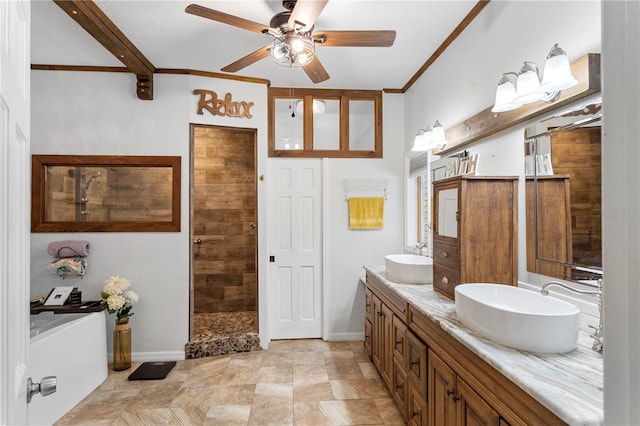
[193,126,257,313]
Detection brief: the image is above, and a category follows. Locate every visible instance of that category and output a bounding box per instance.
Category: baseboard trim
[108,351,186,363]
[324,332,365,342]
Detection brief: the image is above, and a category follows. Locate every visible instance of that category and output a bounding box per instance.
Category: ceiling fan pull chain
[289,70,296,117]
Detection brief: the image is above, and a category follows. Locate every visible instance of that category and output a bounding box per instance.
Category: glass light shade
[291,37,305,53]
[270,35,315,67]
[491,75,523,113]
[312,99,325,114]
[513,62,545,104]
[411,129,427,151]
[430,121,447,149]
[539,45,578,92]
[295,99,325,115]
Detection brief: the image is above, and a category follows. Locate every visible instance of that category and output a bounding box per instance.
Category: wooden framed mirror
[524,97,602,282]
[32,155,181,232]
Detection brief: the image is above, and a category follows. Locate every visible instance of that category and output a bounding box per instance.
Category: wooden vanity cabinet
[364,287,374,358]
[432,176,518,299]
[365,272,565,426]
[366,273,409,393]
[428,349,500,426]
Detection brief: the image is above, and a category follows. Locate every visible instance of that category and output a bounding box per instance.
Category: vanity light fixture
[491,43,578,113]
[411,120,448,151]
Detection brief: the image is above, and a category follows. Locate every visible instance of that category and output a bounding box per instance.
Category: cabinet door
[407,330,428,400]
[428,350,457,426]
[364,319,372,359]
[393,358,409,420]
[372,293,383,370]
[380,302,394,389]
[365,287,374,324]
[392,314,407,366]
[408,381,428,426]
[457,378,500,426]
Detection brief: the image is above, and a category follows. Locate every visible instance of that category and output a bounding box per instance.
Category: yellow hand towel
[349,197,384,229]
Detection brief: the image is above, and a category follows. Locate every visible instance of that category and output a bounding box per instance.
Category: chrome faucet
[541,279,603,353]
[413,241,426,254]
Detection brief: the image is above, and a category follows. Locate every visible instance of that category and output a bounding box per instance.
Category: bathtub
[28,311,108,425]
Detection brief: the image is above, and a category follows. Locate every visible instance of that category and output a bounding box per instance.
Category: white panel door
[269,159,322,339]
[0,1,31,424]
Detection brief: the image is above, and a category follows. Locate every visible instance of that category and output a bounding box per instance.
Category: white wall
[602,2,640,423]
[30,69,403,355]
[30,71,268,359]
[323,93,405,340]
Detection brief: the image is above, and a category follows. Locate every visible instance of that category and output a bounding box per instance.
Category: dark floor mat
[128,361,176,381]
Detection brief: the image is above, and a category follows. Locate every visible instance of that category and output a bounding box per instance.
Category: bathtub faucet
[541,279,603,353]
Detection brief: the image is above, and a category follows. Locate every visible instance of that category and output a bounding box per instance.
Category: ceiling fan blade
[303,56,330,83]
[221,46,271,73]
[185,4,271,34]
[288,0,328,32]
[313,30,396,47]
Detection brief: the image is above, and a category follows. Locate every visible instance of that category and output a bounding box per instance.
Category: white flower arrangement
[101,276,138,323]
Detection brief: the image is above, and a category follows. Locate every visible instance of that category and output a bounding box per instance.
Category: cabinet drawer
[433,241,460,270]
[433,264,460,299]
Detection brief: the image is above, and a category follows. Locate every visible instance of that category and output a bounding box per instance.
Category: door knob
[27,376,57,403]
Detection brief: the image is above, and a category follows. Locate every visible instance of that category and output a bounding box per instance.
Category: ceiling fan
[185,0,396,83]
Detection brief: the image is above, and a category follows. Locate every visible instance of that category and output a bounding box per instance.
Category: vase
[113,319,131,371]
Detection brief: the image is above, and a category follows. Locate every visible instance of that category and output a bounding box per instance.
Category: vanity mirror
[524,98,602,282]
[32,155,181,232]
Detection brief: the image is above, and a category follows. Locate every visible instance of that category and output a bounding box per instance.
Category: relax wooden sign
[193,90,254,119]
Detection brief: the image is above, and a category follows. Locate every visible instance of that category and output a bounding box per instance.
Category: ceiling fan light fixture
[270,33,315,67]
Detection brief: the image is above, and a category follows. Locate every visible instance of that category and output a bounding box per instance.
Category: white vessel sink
[384,254,433,284]
[454,283,580,353]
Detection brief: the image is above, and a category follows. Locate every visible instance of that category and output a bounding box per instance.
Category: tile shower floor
[55,339,406,425]
[185,312,260,359]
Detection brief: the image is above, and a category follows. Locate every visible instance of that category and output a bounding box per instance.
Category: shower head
[85,171,102,190]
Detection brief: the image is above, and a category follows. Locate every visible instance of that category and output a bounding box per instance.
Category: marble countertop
[364,265,603,426]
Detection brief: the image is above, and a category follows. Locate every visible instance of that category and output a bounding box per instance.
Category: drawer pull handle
[441,276,449,284]
[395,340,403,346]
[440,251,449,259]
[378,311,384,317]
[447,389,454,396]
[410,360,419,366]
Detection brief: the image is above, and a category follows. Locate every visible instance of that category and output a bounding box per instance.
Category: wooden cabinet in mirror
[525,97,602,282]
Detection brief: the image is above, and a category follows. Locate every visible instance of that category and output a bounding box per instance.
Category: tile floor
[55,339,406,425]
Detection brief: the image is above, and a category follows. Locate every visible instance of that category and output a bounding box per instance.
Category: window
[269,88,382,158]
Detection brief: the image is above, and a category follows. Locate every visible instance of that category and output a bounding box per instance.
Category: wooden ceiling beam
[53,0,156,100]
